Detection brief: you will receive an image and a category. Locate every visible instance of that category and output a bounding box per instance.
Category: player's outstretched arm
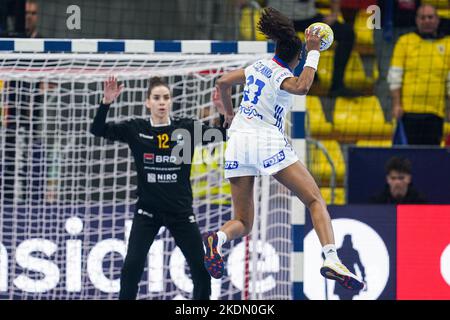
[215,69,246,128]
[90,76,127,139]
[281,28,321,95]
[102,75,124,104]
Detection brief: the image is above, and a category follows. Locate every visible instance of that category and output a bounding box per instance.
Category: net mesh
[0,52,293,300]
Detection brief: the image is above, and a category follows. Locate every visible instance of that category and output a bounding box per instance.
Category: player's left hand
[305,27,322,52]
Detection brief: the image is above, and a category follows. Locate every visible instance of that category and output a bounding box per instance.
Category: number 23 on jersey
[243,75,266,105]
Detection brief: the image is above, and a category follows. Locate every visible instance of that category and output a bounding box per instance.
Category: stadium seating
[356,140,393,148]
[422,0,450,19]
[320,187,346,205]
[305,96,333,138]
[239,6,265,41]
[315,49,378,92]
[333,96,393,141]
[353,9,375,55]
[308,139,345,187]
[443,122,450,146]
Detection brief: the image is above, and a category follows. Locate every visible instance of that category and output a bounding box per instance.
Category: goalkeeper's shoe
[202,231,224,279]
[320,258,365,291]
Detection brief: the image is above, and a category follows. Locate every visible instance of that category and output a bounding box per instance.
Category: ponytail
[257,7,302,63]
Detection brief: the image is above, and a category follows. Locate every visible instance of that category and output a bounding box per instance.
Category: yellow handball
[307,22,334,51]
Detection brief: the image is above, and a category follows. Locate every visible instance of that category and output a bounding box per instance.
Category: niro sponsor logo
[263,151,285,168]
[147,173,157,183]
[157,173,177,182]
[147,173,177,183]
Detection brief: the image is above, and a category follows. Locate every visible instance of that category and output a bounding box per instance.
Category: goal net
[0,44,293,300]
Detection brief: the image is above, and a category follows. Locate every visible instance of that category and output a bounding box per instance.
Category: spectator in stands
[25,0,41,38]
[421,0,450,36]
[388,4,450,146]
[370,156,427,204]
[261,0,357,97]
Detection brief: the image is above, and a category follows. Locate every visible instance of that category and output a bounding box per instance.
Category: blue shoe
[320,259,365,291]
[202,231,224,279]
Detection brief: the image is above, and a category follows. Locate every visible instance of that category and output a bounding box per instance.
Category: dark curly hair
[257,7,303,64]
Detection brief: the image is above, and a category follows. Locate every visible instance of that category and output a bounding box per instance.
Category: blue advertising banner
[304,205,396,300]
[347,147,450,204]
[0,203,289,300]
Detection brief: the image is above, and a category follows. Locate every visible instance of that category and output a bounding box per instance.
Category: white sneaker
[320,258,365,291]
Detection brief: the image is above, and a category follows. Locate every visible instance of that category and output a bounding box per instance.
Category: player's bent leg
[273,161,364,291]
[273,161,334,245]
[203,176,255,279]
[222,176,255,240]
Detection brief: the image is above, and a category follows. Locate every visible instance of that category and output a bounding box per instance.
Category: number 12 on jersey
[157,133,169,149]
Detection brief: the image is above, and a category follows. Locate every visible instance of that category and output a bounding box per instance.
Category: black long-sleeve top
[90,103,226,214]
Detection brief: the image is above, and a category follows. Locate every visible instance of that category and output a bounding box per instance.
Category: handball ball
[307,22,334,51]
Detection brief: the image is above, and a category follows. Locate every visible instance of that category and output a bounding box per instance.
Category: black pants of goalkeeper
[119,205,211,300]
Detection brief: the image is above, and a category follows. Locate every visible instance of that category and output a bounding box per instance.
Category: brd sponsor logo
[143,153,177,165]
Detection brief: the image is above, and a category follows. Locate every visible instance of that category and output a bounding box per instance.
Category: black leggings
[119,207,211,300]
[293,14,355,90]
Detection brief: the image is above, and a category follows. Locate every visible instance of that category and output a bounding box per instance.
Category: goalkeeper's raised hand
[102,75,124,104]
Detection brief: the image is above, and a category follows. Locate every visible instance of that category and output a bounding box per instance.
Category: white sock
[216,231,227,249]
[322,244,339,262]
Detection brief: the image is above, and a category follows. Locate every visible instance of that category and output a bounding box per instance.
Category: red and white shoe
[320,258,365,291]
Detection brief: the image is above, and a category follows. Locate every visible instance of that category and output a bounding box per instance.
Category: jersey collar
[150,117,171,127]
[272,55,292,72]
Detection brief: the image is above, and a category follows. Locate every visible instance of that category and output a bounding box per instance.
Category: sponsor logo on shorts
[224,161,239,170]
[263,150,285,168]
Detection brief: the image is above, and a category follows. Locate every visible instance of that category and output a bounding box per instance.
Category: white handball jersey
[229,56,295,136]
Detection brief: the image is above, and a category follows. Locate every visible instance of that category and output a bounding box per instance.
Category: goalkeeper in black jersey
[90,76,226,300]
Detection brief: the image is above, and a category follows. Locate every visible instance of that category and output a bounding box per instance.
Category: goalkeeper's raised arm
[90,76,213,300]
